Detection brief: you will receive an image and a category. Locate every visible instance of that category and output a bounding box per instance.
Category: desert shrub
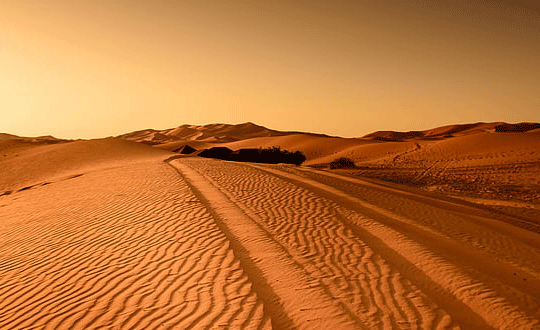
[230,146,306,165]
[198,147,233,160]
[259,147,306,165]
[330,157,357,169]
[198,146,306,165]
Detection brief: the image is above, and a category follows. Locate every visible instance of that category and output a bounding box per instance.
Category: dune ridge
[0,138,170,195]
[363,122,540,142]
[117,122,331,146]
[115,121,540,205]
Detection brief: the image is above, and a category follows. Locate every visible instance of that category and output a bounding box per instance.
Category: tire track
[169,159,360,330]
[280,165,540,283]
[252,163,540,329]
[175,158,455,329]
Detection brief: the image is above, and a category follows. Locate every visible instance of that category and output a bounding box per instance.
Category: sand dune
[0,138,169,195]
[135,122,540,205]
[118,121,540,167]
[117,122,302,145]
[2,122,540,329]
[363,122,540,141]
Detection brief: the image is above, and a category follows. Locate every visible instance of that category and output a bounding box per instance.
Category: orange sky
[1,0,539,138]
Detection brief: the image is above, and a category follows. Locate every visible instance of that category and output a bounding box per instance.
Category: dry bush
[330,157,357,169]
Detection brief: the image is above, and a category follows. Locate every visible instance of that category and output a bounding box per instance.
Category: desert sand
[1,123,540,329]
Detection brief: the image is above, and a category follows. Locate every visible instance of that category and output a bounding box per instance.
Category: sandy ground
[1,136,539,329]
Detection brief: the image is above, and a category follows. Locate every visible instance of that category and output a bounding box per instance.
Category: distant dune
[116,121,540,162]
[117,122,330,145]
[363,122,540,141]
[3,120,540,203]
[116,121,540,205]
[5,121,533,204]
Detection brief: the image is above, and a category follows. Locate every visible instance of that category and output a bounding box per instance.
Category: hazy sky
[1,0,539,138]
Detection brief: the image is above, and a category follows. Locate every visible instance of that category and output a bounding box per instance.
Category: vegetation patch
[198,146,306,165]
[330,157,357,169]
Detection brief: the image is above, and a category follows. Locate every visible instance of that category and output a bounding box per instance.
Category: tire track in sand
[0,158,269,329]
[173,158,457,330]
[169,159,362,330]
[252,163,540,329]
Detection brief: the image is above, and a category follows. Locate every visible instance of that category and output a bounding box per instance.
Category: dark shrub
[255,147,306,165]
[231,148,260,162]
[494,123,540,132]
[231,147,306,165]
[198,147,233,160]
[198,146,306,165]
[290,150,307,166]
[330,157,357,169]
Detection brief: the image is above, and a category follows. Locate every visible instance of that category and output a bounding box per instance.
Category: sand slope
[0,149,270,330]
[116,122,318,145]
[0,138,170,195]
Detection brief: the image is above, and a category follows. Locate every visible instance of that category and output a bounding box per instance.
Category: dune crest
[115,121,540,205]
[363,122,540,141]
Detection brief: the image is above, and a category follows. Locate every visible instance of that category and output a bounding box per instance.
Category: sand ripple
[173,157,540,329]
[175,158,458,329]
[0,159,269,330]
[2,155,539,329]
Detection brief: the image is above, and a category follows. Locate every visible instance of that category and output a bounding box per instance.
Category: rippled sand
[1,137,539,329]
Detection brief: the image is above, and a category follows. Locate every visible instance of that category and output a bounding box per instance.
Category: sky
[1,0,539,139]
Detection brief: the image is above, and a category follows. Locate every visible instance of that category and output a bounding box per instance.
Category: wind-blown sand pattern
[171,158,540,329]
[0,156,269,330]
[1,133,540,329]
